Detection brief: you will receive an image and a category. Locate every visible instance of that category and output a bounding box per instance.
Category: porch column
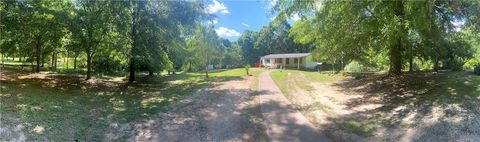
[297,58,300,69]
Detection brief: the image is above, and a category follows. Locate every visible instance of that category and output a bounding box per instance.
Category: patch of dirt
[104,76,267,141]
[282,71,480,142]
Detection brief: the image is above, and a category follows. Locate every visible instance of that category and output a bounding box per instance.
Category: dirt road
[119,76,267,142]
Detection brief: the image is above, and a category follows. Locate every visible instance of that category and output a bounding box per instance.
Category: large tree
[1,0,70,72]
[116,0,204,82]
[187,25,221,78]
[70,0,114,80]
[273,0,477,74]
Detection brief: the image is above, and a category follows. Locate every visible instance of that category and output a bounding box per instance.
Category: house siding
[261,55,317,70]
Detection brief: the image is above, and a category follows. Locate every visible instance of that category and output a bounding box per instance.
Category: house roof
[262,53,310,59]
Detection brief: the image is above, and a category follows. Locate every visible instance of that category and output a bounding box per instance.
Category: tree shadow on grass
[0,67,229,141]
[326,71,480,141]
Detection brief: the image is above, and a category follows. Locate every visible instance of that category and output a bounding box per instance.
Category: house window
[286,58,289,64]
[276,58,282,63]
[300,58,303,64]
[265,59,270,63]
[294,58,298,64]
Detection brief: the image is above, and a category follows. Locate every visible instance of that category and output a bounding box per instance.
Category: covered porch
[260,53,310,69]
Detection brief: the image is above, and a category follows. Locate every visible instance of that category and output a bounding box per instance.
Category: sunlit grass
[210,68,265,77]
[270,69,343,96]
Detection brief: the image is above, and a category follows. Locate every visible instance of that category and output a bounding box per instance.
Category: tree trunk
[205,66,209,78]
[35,38,41,72]
[54,53,57,70]
[389,40,403,75]
[148,70,154,76]
[51,52,55,69]
[389,1,404,76]
[41,53,45,67]
[74,54,77,70]
[341,55,344,71]
[409,45,413,72]
[189,61,192,72]
[106,61,109,72]
[433,56,439,72]
[86,54,92,80]
[2,54,4,67]
[332,58,336,73]
[205,62,209,78]
[66,55,69,70]
[129,7,138,83]
[129,57,135,82]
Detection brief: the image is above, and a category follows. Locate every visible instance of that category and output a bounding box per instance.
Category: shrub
[474,64,480,75]
[244,64,250,75]
[464,58,480,70]
[344,60,364,72]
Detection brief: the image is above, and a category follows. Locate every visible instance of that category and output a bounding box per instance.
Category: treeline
[273,1,480,74]
[0,0,241,82]
[237,22,312,65]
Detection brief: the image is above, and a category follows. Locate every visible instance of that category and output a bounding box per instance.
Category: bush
[344,61,364,72]
[464,58,480,70]
[244,64,250,75]
[474,64,480,75]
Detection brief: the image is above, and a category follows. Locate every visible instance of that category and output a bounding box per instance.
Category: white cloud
[209,19,218,24]
[241,23,250,27]
[269,0,278,8]
[220,9,229,14]
[215,27,241,37]
[452,20,465,32]
[207,0,229,14]
[270,16,276,21]
[290,13,301,21]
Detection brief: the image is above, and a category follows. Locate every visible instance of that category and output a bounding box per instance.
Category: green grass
[303,71,344,83]
[270,70,291,98]
[0,67,263,141]
[298,102,334,115]
[270,70,343,97]
[335,118,379,137]
[1,59,30,65]
[210,68,264,77]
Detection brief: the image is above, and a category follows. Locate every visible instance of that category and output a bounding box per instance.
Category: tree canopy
[272,0,480,74]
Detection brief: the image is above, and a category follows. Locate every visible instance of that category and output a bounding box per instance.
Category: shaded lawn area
[0,67,263,141]
[330,71,480,139]
[338,71,480,112]
[269,69,480,139]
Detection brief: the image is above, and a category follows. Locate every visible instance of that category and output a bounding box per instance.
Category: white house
[260,53,318,70]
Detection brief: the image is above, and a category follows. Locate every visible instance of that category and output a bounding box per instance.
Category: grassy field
[0,67,264,141]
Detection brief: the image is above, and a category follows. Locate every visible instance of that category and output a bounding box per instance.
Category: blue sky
[206,0,276,41]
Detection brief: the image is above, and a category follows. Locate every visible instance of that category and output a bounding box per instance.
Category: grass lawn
[0,67,264,141]
[269,69,480,140]
[270,70,343,97]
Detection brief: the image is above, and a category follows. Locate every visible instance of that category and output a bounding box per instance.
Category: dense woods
[1,0,222,81]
